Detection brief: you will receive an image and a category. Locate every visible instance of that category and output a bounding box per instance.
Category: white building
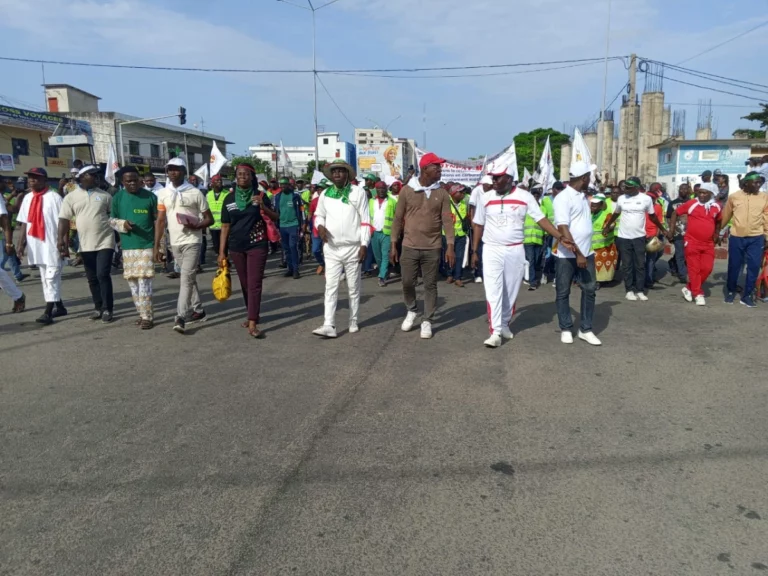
[248,132,355,178]
[44,84,229,177]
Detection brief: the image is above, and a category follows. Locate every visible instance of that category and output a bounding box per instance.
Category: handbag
[212,261,232,302]
[260,192,280,243]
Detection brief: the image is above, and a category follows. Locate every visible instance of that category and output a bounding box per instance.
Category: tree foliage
[513,128,570,180]
[227,155,273,179]
[732,128,766,139]
[302,160,328,182]
[742,104,768,129]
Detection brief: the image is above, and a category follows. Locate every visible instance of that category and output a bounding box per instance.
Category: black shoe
[35,313,53,325]
[279,262,288,269]
[52,306,68,318]
[12,294,26,313]
[101,311,114,323]
[293,271,301,279]
[166,272,180,279]
[283,270,293,277]
[15,273,28,282]
[195,265,204,274]
[189,310,207,323]
[528,285,537,291]
[89,310,103,321]
[173,317,186,333]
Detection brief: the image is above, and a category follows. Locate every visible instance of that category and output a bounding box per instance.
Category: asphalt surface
[1,251,767,576]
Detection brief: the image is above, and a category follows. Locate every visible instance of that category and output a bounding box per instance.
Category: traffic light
[178,106,186,125]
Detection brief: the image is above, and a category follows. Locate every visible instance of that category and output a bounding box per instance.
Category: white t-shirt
[371,197,388,231]
[17,190,64,267]
[157,182,210,246]
[0,194,7,216]
[553,186,594,258]
[613,193,654,239]
[472,187,544,246]
[469,184,490,207]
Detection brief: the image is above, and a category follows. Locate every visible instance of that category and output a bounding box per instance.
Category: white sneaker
[561,331,574,344]
[625,291,638,301]
[312,325,337,338]
[474,277,483,284]
[420,321,433,339]
[348,322,359,333]
[578,330,602,346]
[637,292,649,301]
[541,277,548,285]
[484,333,502,348]
[695,295,706,306]
[681,287,693,302]
[501,327,513,340]
[401,311,418,332]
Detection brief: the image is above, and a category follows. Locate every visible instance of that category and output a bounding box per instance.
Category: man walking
[720,171,768,307]
[58,165,116,322]
[523,186,552,290]
[207,175,227,259]
[472,157,565,348]
[469,175,494,284]
[16,168,67,324]
[666,183,692,283]
[312,159,370,338]
[390,153,455,340]
[553,161,602,346]
[274,177,304,279]
[369,181,397,287]
[602,176,668,301]
[154,158,214,333]
[110,167,158,328]
[0,192,25,312]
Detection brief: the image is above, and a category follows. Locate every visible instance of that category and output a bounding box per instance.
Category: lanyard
[497,192,511,211]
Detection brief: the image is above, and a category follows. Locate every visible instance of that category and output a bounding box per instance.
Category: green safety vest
[207,190,227,230]
[300,189,311,205]
[523,196,554,245]
[592,208,614,250]
[369,197,397,236]
[441,196,469,238]
[3,193,17,227]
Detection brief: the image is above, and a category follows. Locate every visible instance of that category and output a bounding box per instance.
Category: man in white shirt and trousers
[552,161,603,346]
[312,159,371,338]
[471,156,566,348]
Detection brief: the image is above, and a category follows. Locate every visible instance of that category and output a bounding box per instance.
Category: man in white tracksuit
[312,159,371,338]
[471,155,568,348]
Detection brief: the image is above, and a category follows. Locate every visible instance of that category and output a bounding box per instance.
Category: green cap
[317,179,330,188]
[279,177,290,185]
[364,173,378,181]
[742,171,763,182]
[625,176,641,187]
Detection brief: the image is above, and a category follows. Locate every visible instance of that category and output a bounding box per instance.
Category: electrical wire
[664,102,755,108]
[651,61,768,90]
[640,61,768,96]
[645,72,766,102]
[584,82,629,131]
[676,19,768,65]
[314,74,356,130]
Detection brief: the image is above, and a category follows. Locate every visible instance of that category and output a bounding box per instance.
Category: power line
[664,102,755,108]
[641,61,768,95]
[585,82,629,131]
[646,72,765,102]
[314,74,356,130]
[655,61,768,90]
[676,19,768,65]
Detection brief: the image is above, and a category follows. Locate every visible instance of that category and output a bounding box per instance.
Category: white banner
[571,128,595,184]
[415,148,486,186]
[105,144,119,186]
[536,135,555,193]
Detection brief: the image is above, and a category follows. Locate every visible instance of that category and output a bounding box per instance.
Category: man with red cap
[390,152,455,339]
[471,155,565,348]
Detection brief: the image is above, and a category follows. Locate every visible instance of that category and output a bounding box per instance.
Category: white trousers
[323,244,362,327]
[482,243,525,335]
[0,266,22,301]
[38,264,62,303]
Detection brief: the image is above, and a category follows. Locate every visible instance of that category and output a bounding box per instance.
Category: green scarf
[324,183,351,204]
[235,186,254,211]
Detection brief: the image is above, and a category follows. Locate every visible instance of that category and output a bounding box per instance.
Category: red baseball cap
[24,167,48,178]
[419,152,446,169]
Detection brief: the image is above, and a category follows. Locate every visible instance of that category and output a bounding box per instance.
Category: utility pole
[183,133,189,167]
[596,0,612,178]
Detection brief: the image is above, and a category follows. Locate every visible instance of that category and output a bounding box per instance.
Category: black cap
[700,170,712,178]
[552,181,565,190]
[713,169,722,176]
[24,167,48,178]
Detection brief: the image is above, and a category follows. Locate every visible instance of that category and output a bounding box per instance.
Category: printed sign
[357,144,403,180]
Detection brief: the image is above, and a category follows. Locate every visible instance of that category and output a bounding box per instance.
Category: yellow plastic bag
[212,262,231,302]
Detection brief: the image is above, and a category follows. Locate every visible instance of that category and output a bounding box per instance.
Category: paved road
[1,254,767,576]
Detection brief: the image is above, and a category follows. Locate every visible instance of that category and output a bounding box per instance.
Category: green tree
[732,128,766,139]
[227,155,273,179]
[513,128,570,181]
[303,160,327,182]
[742,104,768,129]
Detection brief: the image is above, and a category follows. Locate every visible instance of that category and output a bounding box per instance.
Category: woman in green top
[110,167,158,329]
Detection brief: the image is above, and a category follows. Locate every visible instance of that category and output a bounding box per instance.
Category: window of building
[128,140,140,155]
[323,138,329,145]
[11,138,29,159]
[150,144,161,158]
[43,143,59,158]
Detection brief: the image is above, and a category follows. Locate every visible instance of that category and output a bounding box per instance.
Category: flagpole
[596,0,612,179]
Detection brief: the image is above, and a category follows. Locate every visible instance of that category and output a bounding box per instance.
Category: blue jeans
[1,233,22,279]
[363,240,375,273]
[280,225,300,274]
[555,256,597,332]
[672,236,688,281]
[645,243,661,286]
[524,243,544,287]
[727,235,763,296]
[441,235,466,280]
[312,236,325,267]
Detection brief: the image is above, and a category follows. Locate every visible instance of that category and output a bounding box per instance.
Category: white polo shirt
[553,185,594,258]
[613,193,654,239]
[157,181,210,246]
[472,187,544,246]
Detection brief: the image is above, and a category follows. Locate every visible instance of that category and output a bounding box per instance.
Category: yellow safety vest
[207,190,227,230]
[369,197,397,236]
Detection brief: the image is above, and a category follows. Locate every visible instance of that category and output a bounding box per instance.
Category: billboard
[0,105,93,145]
[357,143,403,180]
[677,144,751,175]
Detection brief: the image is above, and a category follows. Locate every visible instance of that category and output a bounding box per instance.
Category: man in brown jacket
[390,152,455,339]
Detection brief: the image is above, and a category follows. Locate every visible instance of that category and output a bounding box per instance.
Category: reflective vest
[207,190,227,230]
[523,196,554,245]
[592,208,613,250]
[443,197,469,238]
[369,197,397,236]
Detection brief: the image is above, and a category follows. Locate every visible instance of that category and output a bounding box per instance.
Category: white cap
[69,168,79,175]
[166,157,187,169]
[569,161,597,178]
[76,165,99,177]
[480,175,493,185]
[487,158,516,177]
[699,182,719,195]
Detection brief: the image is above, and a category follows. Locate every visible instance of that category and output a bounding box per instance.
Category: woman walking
[218,164,277,338]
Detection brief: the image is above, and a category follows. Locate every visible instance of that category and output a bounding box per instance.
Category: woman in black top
[218,164,278,338]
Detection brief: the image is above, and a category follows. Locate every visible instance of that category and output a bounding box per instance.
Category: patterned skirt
[594,243,617,282]
[122,248,155,279]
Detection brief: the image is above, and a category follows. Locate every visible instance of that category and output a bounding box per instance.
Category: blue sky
[0,0,765,159]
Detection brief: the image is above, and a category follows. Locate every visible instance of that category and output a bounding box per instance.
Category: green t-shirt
[110,189,158,250]
[3,193,18,227]
[279,192,299,227]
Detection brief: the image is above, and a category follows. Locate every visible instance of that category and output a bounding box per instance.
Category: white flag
[537,135,555,193]
[208,140,227,177]
[502,141,520,182]
[311,170,325,185]
[280,140,293,175]
[194,164,209,187]
[105,143,119,186]
[571,128,595,184]
[522,167,532,188]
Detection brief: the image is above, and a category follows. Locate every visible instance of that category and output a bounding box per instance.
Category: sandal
[241,321,250,329]
[135,319,143,326]
[140,319,154,330]
[248,325,264,339]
